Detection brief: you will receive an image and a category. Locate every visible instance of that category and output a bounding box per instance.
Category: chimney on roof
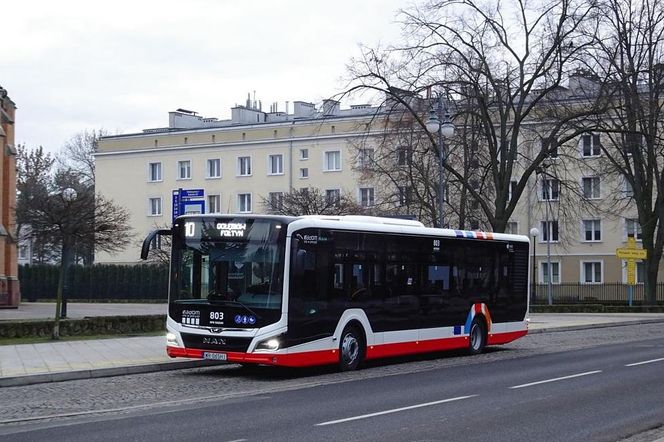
[322,99,340,116]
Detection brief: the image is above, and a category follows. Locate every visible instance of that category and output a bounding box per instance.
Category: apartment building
[0,86,19,308]
[96,94,659,287]
[96,99,382,263]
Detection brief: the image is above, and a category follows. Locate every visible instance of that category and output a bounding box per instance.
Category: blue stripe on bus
[464,310,474,334]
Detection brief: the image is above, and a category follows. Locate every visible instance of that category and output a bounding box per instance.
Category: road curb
[0,359,225,388]
[528,317,664,334]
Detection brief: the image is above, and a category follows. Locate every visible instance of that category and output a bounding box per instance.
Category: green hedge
[0,315,166,339]
[19,264,169,301]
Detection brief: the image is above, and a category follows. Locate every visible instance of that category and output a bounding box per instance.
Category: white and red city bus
[142,214,530,371]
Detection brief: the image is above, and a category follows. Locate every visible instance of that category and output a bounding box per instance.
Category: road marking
[626,357,664,367]
[315,395,477,426]
[509,371,602,389]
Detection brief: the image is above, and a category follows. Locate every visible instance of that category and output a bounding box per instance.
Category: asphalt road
[1,324,663,441]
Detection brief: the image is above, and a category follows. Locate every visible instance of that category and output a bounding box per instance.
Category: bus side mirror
[141,229,172,260]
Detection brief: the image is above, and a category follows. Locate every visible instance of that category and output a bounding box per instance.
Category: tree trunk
[645,255,660,306]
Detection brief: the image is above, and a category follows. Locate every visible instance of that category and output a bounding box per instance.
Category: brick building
[0,86,19,308]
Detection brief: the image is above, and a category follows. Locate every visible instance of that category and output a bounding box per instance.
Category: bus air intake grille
[180,333,252,352]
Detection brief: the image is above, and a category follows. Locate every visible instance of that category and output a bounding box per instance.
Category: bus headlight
[256,336,282,351]
[166,332,177,344]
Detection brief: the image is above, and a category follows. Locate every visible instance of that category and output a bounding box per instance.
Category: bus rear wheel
[339,325,364,371]
[468,317,487,355]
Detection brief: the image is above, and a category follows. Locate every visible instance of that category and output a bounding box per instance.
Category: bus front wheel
[339,325,364,371]
[468,317,487,355]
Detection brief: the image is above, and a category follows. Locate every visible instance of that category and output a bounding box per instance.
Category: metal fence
[531,283,664,305]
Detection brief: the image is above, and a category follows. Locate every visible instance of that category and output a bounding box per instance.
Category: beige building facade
[96,97,660,290]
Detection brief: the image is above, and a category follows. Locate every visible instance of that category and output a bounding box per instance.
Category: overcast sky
[2,0,405,154]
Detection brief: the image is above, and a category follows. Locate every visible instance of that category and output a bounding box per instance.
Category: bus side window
[333,263,344,289]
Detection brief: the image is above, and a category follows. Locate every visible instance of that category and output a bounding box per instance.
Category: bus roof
[173,213,530,244]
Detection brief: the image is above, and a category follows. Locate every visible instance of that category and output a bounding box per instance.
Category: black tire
[339,325,365,371]
[468,317,487,355]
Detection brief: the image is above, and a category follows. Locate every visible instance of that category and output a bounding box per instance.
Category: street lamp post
[59,187,77,320]
[426,95,455,228]
[535,164,554,306]
[529,227,539,305]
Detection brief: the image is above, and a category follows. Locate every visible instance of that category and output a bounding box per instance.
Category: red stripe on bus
[487,330,527,345]
[366,336,469,359]
[167,330,526,368]
[166,346,339,367]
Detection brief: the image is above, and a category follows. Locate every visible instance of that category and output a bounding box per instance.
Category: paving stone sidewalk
[1,303,664,387]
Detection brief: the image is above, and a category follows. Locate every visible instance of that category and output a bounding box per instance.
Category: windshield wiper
[207,299,262,319]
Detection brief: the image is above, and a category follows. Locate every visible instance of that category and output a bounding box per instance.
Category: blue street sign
[180,188,205,200]
[172,190,181,222]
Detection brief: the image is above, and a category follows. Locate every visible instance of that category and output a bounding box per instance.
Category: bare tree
[57,129,107,185]
[584,0,664,303]
[260,188,366,216]
[15,145,59,263]
[344,0,601,231]
[18,150,133,338]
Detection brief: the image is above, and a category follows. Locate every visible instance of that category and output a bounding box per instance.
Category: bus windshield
[170,218,285,311]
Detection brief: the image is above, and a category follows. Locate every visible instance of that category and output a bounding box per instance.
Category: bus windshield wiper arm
[209,300,261,319]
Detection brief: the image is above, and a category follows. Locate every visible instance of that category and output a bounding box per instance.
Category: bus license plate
[203,352,227,361]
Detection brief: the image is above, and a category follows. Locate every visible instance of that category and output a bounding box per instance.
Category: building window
[184,137,188,145]
[238,193,252,213]
[582,177,600,199]
[396,146,411,166]
[268,154,284,175]
[268,192,283,212]
[625,218,643,240]
[237,156,252,176]
[624,179,634,197]
[212,134,216,143]
[149,197,162,216]
[541,261,560,284]
[581,133,601,157]
[300,148,309,160]
[357,148,374,169]
[18,245,29,260]
[583,219,602,241]
[582,261,603,284]
[300,167,309,179]
[505,222,518,235]
[541,220,559,242]
[398,186,411,207]
[177,160,191,180]
[324,151,342,171]
[326,189,341,206]
[207,194,221,213]
[508,180,518,201]
[359,187,375,207]
[622,261,645,284]
[541,178,559,201]
[543,137,558,159]
[207,158,221,179]
[148,162,162,182]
